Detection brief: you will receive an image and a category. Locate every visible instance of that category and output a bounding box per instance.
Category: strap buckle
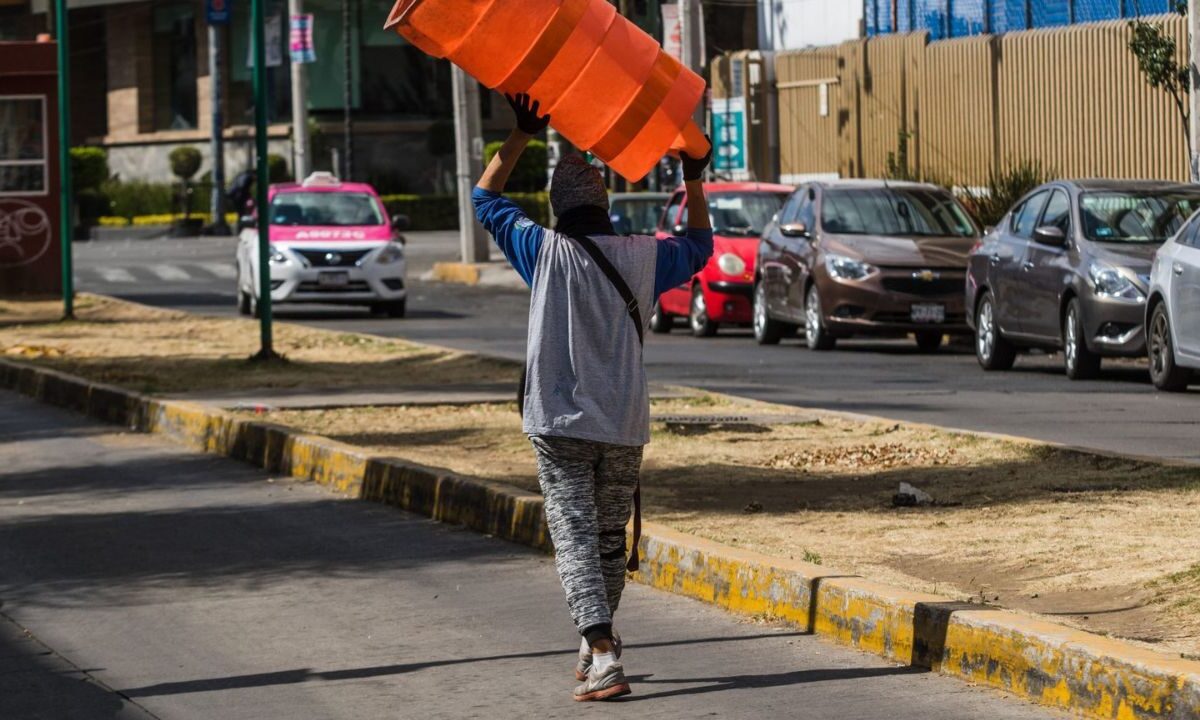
[625,297,639,314]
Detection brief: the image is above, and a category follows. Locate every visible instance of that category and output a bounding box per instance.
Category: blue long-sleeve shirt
[471,186,714,446]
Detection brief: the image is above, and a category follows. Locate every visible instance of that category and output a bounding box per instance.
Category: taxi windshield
[270,191,384,227]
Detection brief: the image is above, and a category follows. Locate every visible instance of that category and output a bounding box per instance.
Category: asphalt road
[73,233,1200,462]
[0,391,1060,719]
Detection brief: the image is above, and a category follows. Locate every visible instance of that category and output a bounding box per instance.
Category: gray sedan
[966,179,1200,379]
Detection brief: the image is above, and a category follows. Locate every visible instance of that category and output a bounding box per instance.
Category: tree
[1128,4,1191,176]
[168,146,203,220]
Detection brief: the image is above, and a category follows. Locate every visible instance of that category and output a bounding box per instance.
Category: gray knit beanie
[549,154,609,216]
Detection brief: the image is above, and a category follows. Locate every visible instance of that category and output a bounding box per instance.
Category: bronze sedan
[754,180,980,352]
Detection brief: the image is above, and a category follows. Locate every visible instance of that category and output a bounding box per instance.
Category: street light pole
[55,0,73,320]
[288,0,311,179]
[252,0,276,359]
[451,66,487,263]
[208,21,230,235]
[342,0,354,180]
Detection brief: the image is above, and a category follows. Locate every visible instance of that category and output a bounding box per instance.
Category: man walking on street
[473,93,713,702]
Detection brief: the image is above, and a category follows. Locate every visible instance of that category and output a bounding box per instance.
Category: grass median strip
[3,294,1200,659]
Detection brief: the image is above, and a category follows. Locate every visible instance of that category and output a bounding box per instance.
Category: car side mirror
[1033,225,1067,247]
[391,213,410,232]
[780,222,810,238]
[672,223,687,235]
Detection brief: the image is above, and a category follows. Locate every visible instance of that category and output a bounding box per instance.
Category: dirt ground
[0,295,517,393]
[3,296,1199,655]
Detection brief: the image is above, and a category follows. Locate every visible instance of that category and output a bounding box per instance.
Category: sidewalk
[0,391,1058,719]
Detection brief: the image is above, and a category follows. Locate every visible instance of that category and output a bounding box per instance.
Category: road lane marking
[197,263,237,279]
[149,264,191,281]
[95,267,137,283]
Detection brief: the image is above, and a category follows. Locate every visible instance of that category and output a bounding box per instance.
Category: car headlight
[268,248,289,265]
[716,252,746,276]
[1089,262,1144,301]
[825,253,877,281]
[374,243,405,265]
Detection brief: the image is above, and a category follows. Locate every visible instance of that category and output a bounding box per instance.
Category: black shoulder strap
[569,235,644,346]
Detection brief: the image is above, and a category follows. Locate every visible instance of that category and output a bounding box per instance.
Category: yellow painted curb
[431,262,482,286]
[4,356,1198,719]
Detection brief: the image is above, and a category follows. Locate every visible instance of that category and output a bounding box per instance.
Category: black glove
[680,137,713,181]
[505,93,551,135]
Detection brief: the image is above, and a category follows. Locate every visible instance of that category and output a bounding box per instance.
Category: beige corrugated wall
[770,15,1189,185]
[776,47,841,179]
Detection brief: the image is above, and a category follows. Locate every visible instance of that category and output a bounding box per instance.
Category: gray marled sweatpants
[529,435,643,636]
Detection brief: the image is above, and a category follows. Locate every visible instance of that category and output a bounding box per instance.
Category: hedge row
[380,192,550,231]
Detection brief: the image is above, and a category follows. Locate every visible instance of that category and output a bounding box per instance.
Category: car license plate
[317,271,350,288]
[911,303,945,324]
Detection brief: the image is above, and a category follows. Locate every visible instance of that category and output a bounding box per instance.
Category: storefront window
[0,97,47,195]
[153,3,199,130]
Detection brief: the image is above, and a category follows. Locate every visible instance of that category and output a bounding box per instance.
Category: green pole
[55,0,73,320]
[251,0,275,359]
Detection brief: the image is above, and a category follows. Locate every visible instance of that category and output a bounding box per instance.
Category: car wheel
[649,300,673,334]
[1148,303,1191,392]
[752,281,785,345]
[915,331,943,353]
[1063,298,1101,380]
[804,284,836,351]
[237,287,251,316]
[689,285,718,337]
[975,291,1016,371]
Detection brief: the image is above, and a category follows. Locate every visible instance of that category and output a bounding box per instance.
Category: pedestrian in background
[473,93,713,701]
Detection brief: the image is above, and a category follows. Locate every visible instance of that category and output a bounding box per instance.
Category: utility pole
[251,0,276,359]
[1191,0,1200,181]
[451,66,487,263]
[208,19,230,235]
[342,0,354,180]
[288,0,311,179]
[680,0,704,126]
[55,0,73,319]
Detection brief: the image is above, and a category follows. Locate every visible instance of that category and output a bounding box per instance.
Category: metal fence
[775,14,1190,185]
[865,0,1175,39]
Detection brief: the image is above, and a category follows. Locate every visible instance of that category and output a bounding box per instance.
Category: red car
[652,182,793,336]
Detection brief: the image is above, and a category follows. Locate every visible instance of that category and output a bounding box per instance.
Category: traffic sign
[207,0,231,26]
[712,97,746,173]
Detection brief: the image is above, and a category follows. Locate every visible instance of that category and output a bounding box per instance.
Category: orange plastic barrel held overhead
[384,0,710,182]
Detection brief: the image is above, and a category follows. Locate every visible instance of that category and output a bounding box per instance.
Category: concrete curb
[428,261,526,290]
[4,356,1197,719]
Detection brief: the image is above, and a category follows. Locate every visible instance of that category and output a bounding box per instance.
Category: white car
[236,172,409,317]
[1146,212,1200,391]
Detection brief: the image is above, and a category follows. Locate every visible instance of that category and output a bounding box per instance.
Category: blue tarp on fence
[865,0,1175,40]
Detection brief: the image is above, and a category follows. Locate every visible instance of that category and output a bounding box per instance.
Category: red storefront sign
[0,41,61,297]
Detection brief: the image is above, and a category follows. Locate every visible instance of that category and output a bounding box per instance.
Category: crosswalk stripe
[149,264,191,281]
[197,262,237,279]
[95,267,137,283]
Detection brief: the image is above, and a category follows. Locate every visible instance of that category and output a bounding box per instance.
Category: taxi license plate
[911,303,945,324]
[317,271,350,288]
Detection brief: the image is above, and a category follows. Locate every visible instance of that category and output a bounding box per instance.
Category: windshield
[1080,191,1200,243]
[821,188,977,238]
[270,191,384,227]
[611,198,666,235]
[701,192,788,237]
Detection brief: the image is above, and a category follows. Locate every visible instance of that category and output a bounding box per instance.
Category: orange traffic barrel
[384,0,710,182]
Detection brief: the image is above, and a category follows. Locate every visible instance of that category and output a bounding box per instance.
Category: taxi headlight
[717,252,746,276]
[374,243,405,265]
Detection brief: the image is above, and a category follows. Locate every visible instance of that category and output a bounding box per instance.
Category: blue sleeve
[472,187,544,287]
[654,228,714,297]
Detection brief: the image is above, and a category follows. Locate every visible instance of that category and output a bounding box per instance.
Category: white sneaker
[575,630,622,681]
[573,661,631,702]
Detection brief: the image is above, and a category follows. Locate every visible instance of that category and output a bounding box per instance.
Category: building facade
[758,0,863,51]
[864,0,1177,39]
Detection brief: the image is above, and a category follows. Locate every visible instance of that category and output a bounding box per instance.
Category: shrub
[380,192,550,231]
[168,146,203,181]
[70,147,109,191]
[268,154,291,183]
[961,160,1054,229]
[102,180,174,219]
[484,139,548,192]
